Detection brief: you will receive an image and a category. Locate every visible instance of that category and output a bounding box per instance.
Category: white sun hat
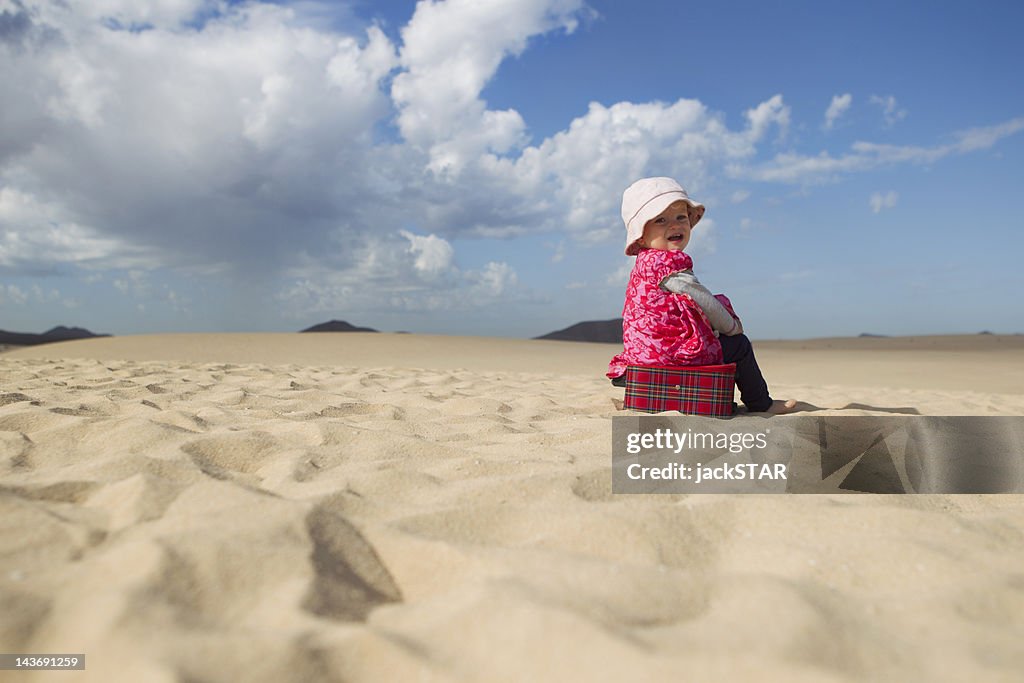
[621,177,705,255]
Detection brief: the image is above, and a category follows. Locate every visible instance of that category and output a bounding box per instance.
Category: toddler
[607,177,796,415]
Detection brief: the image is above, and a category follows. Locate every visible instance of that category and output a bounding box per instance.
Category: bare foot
[764,399,799,415]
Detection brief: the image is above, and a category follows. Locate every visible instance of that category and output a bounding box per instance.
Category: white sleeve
[659,270,738,335]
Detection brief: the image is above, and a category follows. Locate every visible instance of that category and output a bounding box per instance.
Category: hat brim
[625,193,705,255]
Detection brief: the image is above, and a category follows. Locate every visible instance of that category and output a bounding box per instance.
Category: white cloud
[869,94,908,127]
[0,189,154,270]
[77,0,215,29]
[475,96,763,239]
[400,230,455,278]
[824,93,852,130]
[1,0,398,276]
[870,190,899,213]
[30,284,60,303]
[607,261,633,287]
[276,229,522,314]
[2,1,1022,325]
[686,217,717,258]
[392,0,586,174]
[952,117,1024,152]
[744,94,790,142]
[730,189,751,204]
[739,117,1024,184]
[0,284,28,306]
[164,286,190,314]
[735,150,869,183]
[549,240,566,263]
[474,261,518,297]
[113,270,151,298]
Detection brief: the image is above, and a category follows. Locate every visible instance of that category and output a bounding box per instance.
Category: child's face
[641,200,691,251]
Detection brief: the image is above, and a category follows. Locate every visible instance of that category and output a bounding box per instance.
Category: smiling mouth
[667,234,684,242]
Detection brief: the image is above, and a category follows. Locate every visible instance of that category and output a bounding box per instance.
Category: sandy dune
[2,333,1023,681]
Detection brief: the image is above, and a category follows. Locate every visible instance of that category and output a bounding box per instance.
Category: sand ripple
[1,356,1023,682]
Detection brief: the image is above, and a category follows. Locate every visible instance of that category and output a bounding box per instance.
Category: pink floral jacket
[607,249,734,378]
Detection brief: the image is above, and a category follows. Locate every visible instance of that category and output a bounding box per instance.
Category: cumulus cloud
[75,0,215,28]
[392,0,587,174]
[400,230,455,278]
[0,188,154,271]
[276,230,522,315]
[1,0,398,278]
[870,190,899,213]
[1,0,1022,325]
[474,261,518,297]
[474,95,774,244]
[824,93,852,130]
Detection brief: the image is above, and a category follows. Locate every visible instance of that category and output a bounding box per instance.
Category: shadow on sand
[611,399,921,416]
[737,401,921,417]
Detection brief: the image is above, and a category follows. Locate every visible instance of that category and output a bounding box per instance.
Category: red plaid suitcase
[623,363,736,417]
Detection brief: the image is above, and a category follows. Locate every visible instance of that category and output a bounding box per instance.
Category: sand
[1,333,1023,682]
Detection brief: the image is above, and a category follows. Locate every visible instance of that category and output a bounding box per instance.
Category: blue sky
[1,0,1022,339]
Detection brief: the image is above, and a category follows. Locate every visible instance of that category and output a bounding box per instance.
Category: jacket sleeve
[659,270,739,335]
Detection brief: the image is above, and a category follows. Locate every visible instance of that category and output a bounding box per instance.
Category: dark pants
[610,334,774,412]
[719,333,773,412]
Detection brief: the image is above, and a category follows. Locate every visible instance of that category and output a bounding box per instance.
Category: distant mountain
[534,319,623,344]
[300,320,379,333]
[0,326,110,346]
[858,333,890,338]
[43,325,107,340]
